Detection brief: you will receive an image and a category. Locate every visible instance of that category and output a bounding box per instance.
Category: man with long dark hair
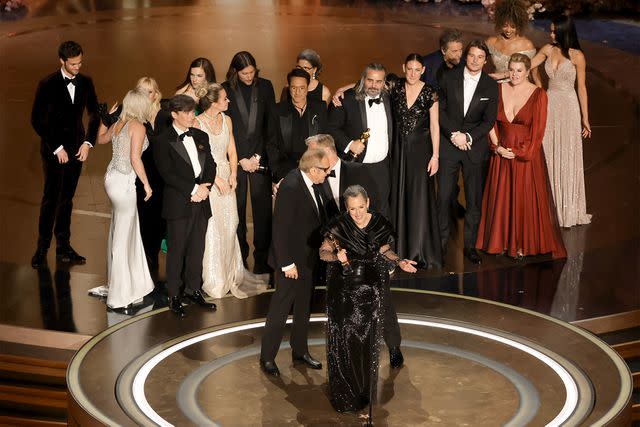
[222,51,276,274]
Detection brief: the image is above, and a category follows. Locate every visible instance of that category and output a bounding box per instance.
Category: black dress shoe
[185,290,217,310]
[169,296,187,318]
[389,347,404,369]
[463,248,482,265]
[31,248,48,269]
[56,246,86,264]
[292,353,322,370]
[260,359,280,377]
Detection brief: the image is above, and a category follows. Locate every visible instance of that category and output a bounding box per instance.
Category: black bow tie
[368,97,382,107]
[179,130,193,141]
[64,77,76,86]
[327,170,336,178]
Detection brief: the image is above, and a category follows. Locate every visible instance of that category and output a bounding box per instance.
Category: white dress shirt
[282,171,318,272]
[362,96,389,163]
[327,160,342,209]
[344,96,389,163]
[53,68,92,155]
[463,67,481,116]
[174,125,202,195]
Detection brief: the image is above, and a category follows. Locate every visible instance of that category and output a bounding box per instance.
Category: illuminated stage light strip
[132,317,579,427]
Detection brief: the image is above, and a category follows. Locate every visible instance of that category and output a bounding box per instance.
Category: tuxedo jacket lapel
[357,99,367,130]
[194,130,207,179]
[58,74,74,105]
[169,128,193,169]
[453,71,465,119]
[233,86,250,127]
[297,170,320,220]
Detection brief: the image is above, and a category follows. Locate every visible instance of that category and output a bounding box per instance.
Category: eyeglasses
[313,165,331,174]
[296,65,314,72]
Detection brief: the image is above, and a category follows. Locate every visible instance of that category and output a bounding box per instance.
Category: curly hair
[494,0,529,35]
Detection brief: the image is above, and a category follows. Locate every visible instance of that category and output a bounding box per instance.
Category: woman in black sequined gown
[320,186,417,413]
[390,54,442,269]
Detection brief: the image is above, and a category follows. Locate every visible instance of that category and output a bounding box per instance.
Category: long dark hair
[226,51,260,89]
[552,15,582,58]
[176,57,216,90]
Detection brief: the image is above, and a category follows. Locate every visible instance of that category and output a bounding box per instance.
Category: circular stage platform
[67,288,631,426]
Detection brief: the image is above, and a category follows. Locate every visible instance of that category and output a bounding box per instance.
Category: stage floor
[67,288,631,426]
[0,1,638,425]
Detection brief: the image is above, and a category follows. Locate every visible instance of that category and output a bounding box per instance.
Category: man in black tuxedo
[438,40,499,265]
[153,95,217,318]
[222,51,275,274]
[267,68,328,182]
[259,148,331,377]
[30,41,100,268]
[328,63,393,218]
[306,133,405,368]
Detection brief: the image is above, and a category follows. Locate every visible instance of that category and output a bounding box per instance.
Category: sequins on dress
[543,57,592,227]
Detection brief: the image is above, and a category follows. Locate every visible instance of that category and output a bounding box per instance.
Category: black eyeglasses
[313,165,331,174]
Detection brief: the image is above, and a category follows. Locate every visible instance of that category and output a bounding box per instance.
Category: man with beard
[327,63,393,219]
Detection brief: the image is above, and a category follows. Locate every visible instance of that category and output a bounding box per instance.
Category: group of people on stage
[29,0,591,414]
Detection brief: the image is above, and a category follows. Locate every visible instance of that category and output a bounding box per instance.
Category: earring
[312,72,316,80]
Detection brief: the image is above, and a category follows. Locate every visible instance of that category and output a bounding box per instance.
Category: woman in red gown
[476,53,566,259]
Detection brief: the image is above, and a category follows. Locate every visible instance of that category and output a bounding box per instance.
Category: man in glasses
[260,148,331,377]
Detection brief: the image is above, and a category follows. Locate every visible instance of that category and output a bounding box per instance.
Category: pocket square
[480,97,490,101]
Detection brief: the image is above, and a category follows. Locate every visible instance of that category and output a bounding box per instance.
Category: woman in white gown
[195,83,268,298]
[96,89,155,309]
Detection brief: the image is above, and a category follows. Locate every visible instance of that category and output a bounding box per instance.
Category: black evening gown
[324,212,395,413]
[390,79,442,269]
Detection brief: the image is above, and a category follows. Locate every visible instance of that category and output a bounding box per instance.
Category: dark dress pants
[361,157,391,219]
[437,155,486,250]
[382,281,402,349]
[236,169,272,273]
[165,203,208,298]
[37,148,83,250]
[260,270,314,361]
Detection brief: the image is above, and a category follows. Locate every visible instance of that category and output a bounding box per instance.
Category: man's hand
[350,139,366,156]
[284,265,299,279]
[56,148,69,164]
[451,132,470,151]
[272,178,283,197]
[194,183,212,201]
[332,89,346,107]
[76,144,91,162]
[239,158,257,173]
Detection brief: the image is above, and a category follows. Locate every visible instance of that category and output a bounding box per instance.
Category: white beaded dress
[198,113,268,298]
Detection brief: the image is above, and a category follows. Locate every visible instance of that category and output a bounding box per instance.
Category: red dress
[476,86,567,259]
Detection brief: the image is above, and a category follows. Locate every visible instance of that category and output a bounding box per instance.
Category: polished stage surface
[0,1,638,425]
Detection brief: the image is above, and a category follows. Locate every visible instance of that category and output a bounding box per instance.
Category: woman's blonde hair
[508,52,532,70]
[135,77,161,119]
[196,83,225,112]
[120,89,152,123]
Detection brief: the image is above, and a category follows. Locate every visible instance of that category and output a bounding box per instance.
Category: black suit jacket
[323,160,373,217]
[31,71,100,154]
[267,99,328,181]
[222,78,276,161]
[438,67,499,164]
[327,89,393,163]
[269,169,324,278]
[153,126,216,220]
